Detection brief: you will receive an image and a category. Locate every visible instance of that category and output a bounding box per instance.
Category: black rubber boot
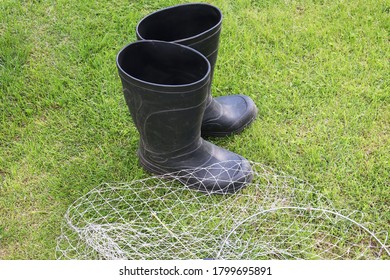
[136,3,258,137]
[116,41,253,194]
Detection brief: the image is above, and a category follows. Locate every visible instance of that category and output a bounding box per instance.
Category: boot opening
[137,4,221,42]
[117,41,210,86]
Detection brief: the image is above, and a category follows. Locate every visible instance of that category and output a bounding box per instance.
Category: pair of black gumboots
[116,3,258,194]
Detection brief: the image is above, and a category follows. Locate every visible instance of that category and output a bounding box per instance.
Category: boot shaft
[136,3,222,79]
[116,41,211,155]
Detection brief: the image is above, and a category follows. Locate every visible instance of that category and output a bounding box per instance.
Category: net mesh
[56,161,389,260]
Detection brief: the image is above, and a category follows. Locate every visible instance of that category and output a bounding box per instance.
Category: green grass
[1,0,389,259]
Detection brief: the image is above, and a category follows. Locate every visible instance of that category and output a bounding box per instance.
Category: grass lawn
[1,0,389,259]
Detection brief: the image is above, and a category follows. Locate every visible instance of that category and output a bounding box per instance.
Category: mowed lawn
[1,0,389,259]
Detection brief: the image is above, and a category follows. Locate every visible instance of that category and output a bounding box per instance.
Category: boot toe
[212,157,253,194]
[202,94,258,137]
[182,157,253,194]
[225,94,257,133]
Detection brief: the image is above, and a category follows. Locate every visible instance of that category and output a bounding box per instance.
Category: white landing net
[56,161,389,260]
